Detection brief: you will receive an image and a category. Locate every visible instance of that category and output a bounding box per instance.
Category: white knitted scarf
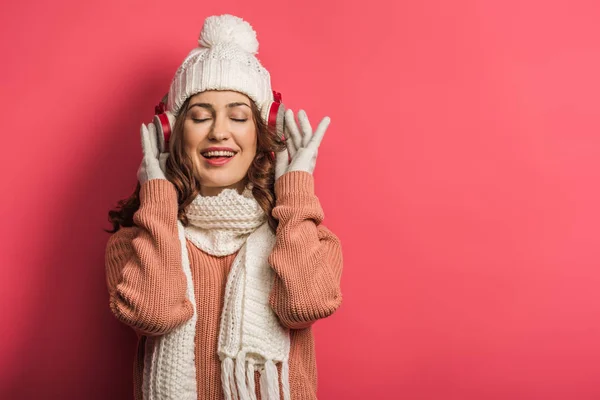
[142,183,291,400]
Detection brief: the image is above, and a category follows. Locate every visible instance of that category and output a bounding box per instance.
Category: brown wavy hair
[105,94,287,235]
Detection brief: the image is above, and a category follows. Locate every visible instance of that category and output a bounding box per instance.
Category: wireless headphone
[152,90,287,160]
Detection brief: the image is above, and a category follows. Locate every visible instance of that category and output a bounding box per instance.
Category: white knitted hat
[166,14,273,117]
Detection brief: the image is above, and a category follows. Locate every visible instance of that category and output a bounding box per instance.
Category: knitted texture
[105,171,344,399]
[142,220,198,399]
[167,14,273,117]
[182,185,291,400]
[183,184,264,256]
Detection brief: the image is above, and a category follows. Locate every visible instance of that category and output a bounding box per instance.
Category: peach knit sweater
[105,171,343,400]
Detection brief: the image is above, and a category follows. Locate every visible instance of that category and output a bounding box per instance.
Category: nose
[207,114,231,141]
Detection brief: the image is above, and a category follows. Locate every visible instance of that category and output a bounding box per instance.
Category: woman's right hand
[137,122,169,184]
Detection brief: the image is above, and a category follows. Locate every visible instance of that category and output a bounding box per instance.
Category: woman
[105,14,343,400]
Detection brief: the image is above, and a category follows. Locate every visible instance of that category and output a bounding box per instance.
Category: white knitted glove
[275,109,331,181]
[136,122,169,184]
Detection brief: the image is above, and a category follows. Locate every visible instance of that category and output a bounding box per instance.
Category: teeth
[203,150,235,157]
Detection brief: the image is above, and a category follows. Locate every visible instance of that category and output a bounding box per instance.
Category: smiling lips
[205,156,234,166]
[200,147,238,166]
[202,151,236,166]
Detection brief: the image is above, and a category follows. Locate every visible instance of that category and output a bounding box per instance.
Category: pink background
[2,0,599,399]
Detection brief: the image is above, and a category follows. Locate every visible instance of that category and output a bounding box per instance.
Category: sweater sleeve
[268,170,344,330]
[105,179,194,337]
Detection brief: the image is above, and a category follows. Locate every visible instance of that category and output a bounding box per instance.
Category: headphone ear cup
[262,100,286,140]
[274,101,286,140]
[153,111,175,153]
[262,90,286,162]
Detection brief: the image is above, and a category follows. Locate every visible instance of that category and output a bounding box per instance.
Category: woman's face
[182,90,257,196]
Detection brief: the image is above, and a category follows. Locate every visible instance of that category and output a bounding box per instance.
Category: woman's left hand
[275,109,331,181]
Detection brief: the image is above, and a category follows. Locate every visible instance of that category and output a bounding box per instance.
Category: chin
[195,159,252,189]
[198,174,246,189]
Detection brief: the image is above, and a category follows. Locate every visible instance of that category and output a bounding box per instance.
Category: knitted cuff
[274,171,315,198]
[140,179,178,204]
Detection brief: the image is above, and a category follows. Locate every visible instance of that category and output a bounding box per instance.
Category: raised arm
[105,179,194,336]
[268,170,343,329]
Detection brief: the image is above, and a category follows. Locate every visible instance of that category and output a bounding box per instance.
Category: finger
[283,112,297,158]
[140,123,151,156]
[275,148,289,178]
[283,110,296,157]
[298,110,313,148]
[159,152,169,173]
[284,129,296,158]
[306,116,331,153]
[284,109,301,151]
[285,109,302,153]
[147,123,160,158]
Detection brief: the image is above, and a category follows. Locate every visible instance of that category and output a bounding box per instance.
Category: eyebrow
[188,102,250,111]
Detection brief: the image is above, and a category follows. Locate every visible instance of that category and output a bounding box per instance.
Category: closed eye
[192,118,247,123]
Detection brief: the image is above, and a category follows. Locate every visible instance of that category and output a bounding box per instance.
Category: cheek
[183,126,202,154]
[240,127,258,155]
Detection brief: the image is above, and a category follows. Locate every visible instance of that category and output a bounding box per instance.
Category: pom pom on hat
[198,14,259,54]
